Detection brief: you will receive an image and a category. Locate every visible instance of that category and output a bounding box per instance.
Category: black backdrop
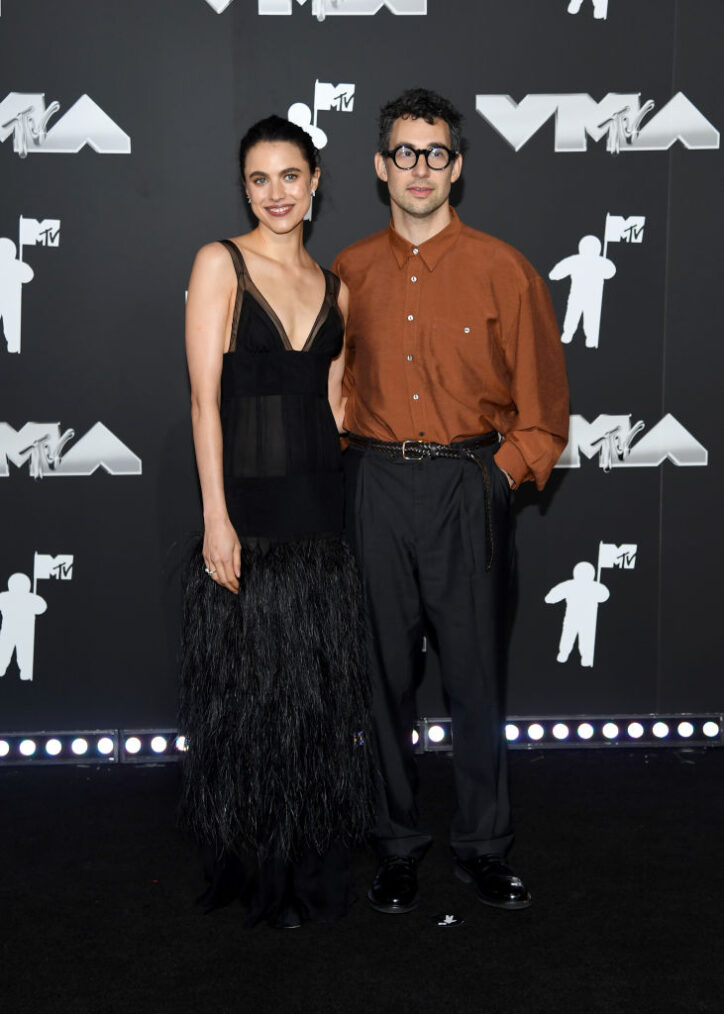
[1,0,721,733]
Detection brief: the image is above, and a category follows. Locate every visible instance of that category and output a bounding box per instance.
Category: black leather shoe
[368,856,419,914]
[455,855,532,910]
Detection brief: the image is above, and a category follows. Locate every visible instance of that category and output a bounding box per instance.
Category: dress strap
[325,268,341,302]
[218,239,245,353]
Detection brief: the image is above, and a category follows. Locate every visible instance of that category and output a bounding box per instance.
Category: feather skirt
[178,536,375,862]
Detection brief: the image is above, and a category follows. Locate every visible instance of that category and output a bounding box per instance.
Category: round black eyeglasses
[383,145,458,171]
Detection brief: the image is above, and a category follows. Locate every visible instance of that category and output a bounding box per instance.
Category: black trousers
[344,442,515,861]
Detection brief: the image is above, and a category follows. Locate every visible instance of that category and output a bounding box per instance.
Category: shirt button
[410,276,417,283]
[407,314,414,322]
[407,354,413,361]
[464,327,471,333]
[412,248,419,255]
[412,393,419,400]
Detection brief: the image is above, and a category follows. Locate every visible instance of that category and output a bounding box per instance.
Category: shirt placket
[403,246,426,439]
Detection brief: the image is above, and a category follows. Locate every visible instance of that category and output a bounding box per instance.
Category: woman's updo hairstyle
[238,115,319,181]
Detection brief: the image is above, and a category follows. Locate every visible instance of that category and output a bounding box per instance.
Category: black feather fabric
[178,536,375,861]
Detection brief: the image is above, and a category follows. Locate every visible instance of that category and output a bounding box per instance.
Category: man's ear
[374,152,388,183]
[450,153,463,184]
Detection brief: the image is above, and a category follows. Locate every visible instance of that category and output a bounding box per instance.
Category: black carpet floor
[1,748,722,1014]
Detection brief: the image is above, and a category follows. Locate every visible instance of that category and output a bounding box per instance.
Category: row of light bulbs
[0,734,188,759]
[505,719,721,742]
[0,720,720,763]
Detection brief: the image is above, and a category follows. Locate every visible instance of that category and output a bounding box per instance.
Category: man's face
[374,115,462,220]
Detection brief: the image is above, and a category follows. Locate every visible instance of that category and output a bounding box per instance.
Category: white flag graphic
[603,214,646,245]
[33,553,74,583]
[597,542,637,577]
[314,81,356,114]
[19,217,61,248]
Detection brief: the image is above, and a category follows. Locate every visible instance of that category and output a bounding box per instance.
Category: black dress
[179,240,373,926]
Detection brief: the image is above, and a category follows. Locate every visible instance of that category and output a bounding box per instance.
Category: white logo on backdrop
[567,0,608,19]
[206,0,426,17]
[0,93,131,158]
[545,543,636,667]
[556,414,708,471]
[0,553,73,682]
[549,213,644,348]
[0,422,142,478]
[288,81,355,152]
[288,81,355,220]
[474,92,720,153]
[0,217,61,354]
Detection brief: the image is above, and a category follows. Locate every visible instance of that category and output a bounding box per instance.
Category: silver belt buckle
[401,439,424,461]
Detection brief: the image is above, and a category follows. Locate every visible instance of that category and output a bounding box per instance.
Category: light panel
[0,717,720,766]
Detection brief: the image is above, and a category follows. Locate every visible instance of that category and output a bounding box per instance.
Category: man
[332,88,569,914]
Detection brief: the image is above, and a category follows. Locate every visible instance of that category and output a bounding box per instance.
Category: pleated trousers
[343,441,515,861]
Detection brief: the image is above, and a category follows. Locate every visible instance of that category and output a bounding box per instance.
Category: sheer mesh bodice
[218,239,344,540]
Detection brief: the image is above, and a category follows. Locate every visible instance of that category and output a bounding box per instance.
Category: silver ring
[204,567,217,575]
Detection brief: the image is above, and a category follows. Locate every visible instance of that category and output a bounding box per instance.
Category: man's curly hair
[377,88,464,155]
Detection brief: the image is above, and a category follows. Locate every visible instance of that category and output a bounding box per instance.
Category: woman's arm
[185,242,241,594]
[328,280,349,432]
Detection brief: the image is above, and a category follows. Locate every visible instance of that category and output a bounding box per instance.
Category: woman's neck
[243,222,308,266]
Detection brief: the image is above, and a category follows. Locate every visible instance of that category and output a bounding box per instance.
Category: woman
[179,116,373,929]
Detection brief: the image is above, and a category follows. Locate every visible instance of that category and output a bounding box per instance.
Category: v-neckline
[232,242,328,352]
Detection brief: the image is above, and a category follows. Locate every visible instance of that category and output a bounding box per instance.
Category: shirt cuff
[494,441,529,489]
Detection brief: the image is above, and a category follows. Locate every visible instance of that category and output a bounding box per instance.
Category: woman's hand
[202,517,242,595]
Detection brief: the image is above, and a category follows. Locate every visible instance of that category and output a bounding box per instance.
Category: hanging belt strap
[347,432,500,571]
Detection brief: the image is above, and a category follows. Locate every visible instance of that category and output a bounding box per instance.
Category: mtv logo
[598,542,637,570]
[34,553,74,581]
[604,215,645,244]
[0,422,142,478]
[556,414,709,470]
[474,92,720,153]
[19,218,61,247]
[0,93,131,158]
[315,81,355,113]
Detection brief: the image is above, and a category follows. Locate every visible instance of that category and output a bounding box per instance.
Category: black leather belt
[347,432,500,570]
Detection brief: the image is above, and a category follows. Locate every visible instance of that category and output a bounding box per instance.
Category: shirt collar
[387,206,463,271]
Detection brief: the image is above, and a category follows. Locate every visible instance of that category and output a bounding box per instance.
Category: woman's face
[244,140,320,233]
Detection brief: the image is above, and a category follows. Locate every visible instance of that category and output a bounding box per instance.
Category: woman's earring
[246,193,251,203]
[311,189,316,199]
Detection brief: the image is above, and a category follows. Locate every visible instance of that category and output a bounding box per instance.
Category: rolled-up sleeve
[494,275,569,490]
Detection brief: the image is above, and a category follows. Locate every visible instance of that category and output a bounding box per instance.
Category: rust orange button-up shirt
[331,209,569,489]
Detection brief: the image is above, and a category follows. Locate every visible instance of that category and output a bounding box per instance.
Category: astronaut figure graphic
[0,238,34,353]
[545,562,610,668]
[549,236,616,349]
[567,0,609,19]
[0,573,48,680]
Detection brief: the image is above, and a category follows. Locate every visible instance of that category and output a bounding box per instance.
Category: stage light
[411,729,419,745]
[151,736,168,754]
[627,722,644,739]
[125,737,142,755]
[505,724,520,742]
[71,737,89,756]
[97,737,114,755]
[652,722,669,739]
[19,739,37,757]
[528,723,544,741]
[45,739,63,756]
[602,723,619,740]
[702,721,719,738]
[677,721,694,739]
[577,723,594,740]
[552,723,569,741]
[428,725,445,743]
[175,736,187,752]
[0,740,10,758]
